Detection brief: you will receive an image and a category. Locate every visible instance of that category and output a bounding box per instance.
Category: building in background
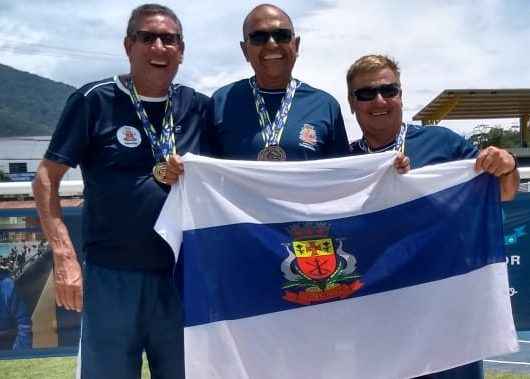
[0,137,81,182]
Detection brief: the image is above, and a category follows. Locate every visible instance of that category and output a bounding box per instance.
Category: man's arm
[474,146,520,202]
[32,159,83,312]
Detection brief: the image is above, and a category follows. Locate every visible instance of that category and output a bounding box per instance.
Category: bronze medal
[257,145,287,161]
[153,162,169,184]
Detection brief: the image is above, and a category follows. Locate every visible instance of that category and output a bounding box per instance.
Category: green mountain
[0,63,76,137]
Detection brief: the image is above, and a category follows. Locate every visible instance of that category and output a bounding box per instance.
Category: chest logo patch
[117,126,142,148]
[299,123,318,151]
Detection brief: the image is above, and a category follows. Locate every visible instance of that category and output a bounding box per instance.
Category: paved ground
[485,332,530,374]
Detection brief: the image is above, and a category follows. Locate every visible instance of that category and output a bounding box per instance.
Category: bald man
[207,3,350,161]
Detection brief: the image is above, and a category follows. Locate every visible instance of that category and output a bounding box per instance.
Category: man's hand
[474,146,516,177]
[475,146,519,201]
[53,249,83,312]
[164,154,185,185]
[32,159,83,311]
[394,152,411,174]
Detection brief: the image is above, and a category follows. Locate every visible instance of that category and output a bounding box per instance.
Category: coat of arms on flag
[281,222,363,305]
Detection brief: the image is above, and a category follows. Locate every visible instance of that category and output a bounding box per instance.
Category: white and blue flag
[155,152,518,379]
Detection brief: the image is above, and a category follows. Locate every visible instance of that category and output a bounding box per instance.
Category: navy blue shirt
[350,124,478,167]
[208,79,350,160]
[45,77,210,270]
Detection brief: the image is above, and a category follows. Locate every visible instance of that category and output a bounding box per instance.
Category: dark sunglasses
[352,83,401,101]
[247,28,293,46]
[134,30,182,46]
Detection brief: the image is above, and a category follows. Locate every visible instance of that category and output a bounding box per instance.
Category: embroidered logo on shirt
[281,222,363,305]
[117,126,142,148]
[298,124,318,151]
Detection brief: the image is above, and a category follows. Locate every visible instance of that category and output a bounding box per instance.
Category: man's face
[240,7,300,88]
[124,14,184,94]
[348,68,403,141]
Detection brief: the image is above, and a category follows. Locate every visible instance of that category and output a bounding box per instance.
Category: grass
[487,374,530,379]
[0,357,529,379]
[0,356,151,378]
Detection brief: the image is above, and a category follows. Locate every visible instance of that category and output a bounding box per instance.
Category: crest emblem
[117,125,142,147]
[292,238,336,280]
[281,222,363,305]
[298,124,317,151]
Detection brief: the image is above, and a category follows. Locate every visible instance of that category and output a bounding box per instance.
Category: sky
[0,0,528,140]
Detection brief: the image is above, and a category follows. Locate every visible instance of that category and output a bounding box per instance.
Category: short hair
[346,54,400,95]
[126,3,182,38]
[242,4,294,39]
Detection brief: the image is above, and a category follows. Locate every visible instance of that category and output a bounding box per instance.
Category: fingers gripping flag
[155,152,517,379]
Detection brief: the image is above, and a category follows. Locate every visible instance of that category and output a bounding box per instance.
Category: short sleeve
[44,92,91,168]
[324,104,351,158]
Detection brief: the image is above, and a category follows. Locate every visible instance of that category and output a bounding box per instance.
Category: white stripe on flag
[184,263,517,379]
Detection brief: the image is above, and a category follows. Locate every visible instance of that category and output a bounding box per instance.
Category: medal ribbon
[250,77,298,147]
[126,78,175,162]
[358,123,408,154]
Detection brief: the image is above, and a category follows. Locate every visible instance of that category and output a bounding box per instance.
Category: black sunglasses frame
[246,28,293,46]
[352,83,401,102]
[134,30,182,46]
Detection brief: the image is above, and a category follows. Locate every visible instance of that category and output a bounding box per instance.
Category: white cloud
[0,0,527,139]
[291,0,529,138]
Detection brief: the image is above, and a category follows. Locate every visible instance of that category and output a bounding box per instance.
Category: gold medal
[257,145,287,161]
[153,162,169,184]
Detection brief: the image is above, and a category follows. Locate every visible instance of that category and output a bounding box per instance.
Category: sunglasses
[134,30,182,46]
[352,83,401,101]
[247,28,293,46]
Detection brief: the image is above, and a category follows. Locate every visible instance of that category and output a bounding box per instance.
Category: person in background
[0,265,32,350]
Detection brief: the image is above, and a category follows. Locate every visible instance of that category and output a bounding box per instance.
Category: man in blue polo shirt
[32,4,208,378]
[347,54,519,378]
[208,4,350,160]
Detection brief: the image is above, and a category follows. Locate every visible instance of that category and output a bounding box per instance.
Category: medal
[358,123,408,154]
[257,145,287,161]
[126,77,177,185]
[250,77,299,161]
[152,162,169,184]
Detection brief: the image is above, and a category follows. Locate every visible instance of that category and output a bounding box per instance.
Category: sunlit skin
[240,5,300,89]
[348,68,403,149]
[124,14,184,97]
[348,68,409,173]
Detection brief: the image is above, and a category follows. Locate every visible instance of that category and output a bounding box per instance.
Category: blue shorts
[78,262,184,379]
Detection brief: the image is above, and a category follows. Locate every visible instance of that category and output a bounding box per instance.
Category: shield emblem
[292,238,337,280]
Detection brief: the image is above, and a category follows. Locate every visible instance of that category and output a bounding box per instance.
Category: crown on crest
[287,222,330,240]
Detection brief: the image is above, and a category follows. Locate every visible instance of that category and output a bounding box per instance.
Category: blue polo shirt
[350,124,478,167]
[45,77,210,270]
[208,79,350,160]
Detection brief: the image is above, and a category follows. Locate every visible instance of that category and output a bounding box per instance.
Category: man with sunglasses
[348,54,518,200]
[33,4,209,378]
[207,4,350,161]
[347,54,519,379]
